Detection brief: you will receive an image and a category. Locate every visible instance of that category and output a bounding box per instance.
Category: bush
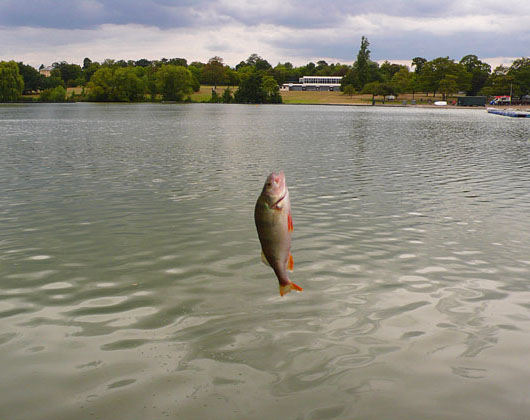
[40,85,66,102]
[209,89,221,103]
[222,87,233,103]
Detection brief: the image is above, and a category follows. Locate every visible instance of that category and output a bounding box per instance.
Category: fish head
[261,171,288,208]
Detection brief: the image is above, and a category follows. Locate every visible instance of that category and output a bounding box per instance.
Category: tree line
[340,37,530,102]
[2,37,530,103]
[0,55,282,104]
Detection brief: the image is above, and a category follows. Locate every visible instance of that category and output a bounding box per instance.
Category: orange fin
[279,282,303,296]
[287,253,294,272]
[288,212,294,232]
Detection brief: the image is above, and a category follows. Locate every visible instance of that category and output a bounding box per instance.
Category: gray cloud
[2,0,520,30]
[2,0,529,67]
[274,29,530,63]
[0,0,205,29]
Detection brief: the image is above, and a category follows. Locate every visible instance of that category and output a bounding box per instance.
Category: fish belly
[255,200,291,280]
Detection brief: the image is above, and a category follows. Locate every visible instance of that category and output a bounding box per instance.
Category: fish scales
[254,170,302,296]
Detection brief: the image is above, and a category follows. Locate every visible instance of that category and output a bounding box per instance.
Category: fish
[254,170,303,296]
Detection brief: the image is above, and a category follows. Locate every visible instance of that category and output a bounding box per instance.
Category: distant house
[39,66,54,77]
[281,76,343,92]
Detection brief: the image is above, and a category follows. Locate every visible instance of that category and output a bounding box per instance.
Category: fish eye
[266,182,271,187]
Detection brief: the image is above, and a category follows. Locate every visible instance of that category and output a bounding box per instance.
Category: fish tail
[279,281,303,296]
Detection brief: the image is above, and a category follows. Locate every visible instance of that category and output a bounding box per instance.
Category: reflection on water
[1,103,530,419]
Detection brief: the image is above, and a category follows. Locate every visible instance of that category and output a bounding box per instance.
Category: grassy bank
[190,86,232,102]
[281,90,456,105]
[192,86,457,106]
[20,86,463,106]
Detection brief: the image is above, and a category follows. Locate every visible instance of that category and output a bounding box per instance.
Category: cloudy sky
[1,0,529,69]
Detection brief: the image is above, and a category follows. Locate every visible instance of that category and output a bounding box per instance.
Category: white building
[39,66,54,77]
[281,76,343,92]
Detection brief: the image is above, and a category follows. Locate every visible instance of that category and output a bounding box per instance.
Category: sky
[1,0,529,69]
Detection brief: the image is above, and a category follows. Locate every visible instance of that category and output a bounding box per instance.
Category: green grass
[190,86,233,102]
[22,85,455,105]
[280,90,452,105]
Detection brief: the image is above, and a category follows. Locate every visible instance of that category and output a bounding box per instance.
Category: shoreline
[7,98,528,111]
[2,101,491,110]
[13,85,525,109]
[2,100,493,110]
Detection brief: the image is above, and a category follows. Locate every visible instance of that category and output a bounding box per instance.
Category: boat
[487,108,530,118]
[434,101,447,106]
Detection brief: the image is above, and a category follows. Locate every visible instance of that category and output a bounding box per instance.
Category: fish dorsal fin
[287,253,294,272]
[261,251,271,267]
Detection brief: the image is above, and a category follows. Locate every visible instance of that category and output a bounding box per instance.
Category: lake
[1,103,530,420]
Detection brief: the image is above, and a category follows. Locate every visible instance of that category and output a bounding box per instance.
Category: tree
[17,62,44,93]
[379,82,397,102]
[167,58,188,67]
[362,81,382,104]
[481,65,515,96]
[245,54,272,71]
[202,56,227,88]
[406,73,421,99]
[460,54,491,95]
[438,75,458,100]
[40,85,66,102]
[0,61,24,101]
[135,58,152,67]
[509,57,530,95]
[41,73,65,90]
[225,68,240,86]
[340,70,358,91]
[209,89,221,103]
[300,62,316,76]
[235,60,247,71]
[87,66,147,101]
[102,59,116,67]
[53,61,83,86]
[83,57,92,70]
[343,84,356,97]
[380,61,406,82]
[391,67,412,95]
[156,65,194,101]
[411,57,427,74]
[354,36,372,87]
[114,67,145,101]
[83,61,100,83]
[188,62,203,87]
[417,61,437,95]
[145,67,158,101]
[222,87,233,103]
[342,36,378,91]
[360,81,395,103]
[261,75,282,103]
[333,63,350,76]
[316,60,331,75]
[87,67,115,101]
[234,70,266,103]
[417,57,471,96]
[272,63,290,86]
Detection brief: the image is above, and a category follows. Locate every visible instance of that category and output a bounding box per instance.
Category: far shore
[191,86,502,108]
[12,85,525,108]
[192,85,475,106]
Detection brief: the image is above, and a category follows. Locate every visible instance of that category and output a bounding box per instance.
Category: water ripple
[1,104,530,419]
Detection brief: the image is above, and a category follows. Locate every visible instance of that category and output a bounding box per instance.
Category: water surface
[1,103,530,419]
